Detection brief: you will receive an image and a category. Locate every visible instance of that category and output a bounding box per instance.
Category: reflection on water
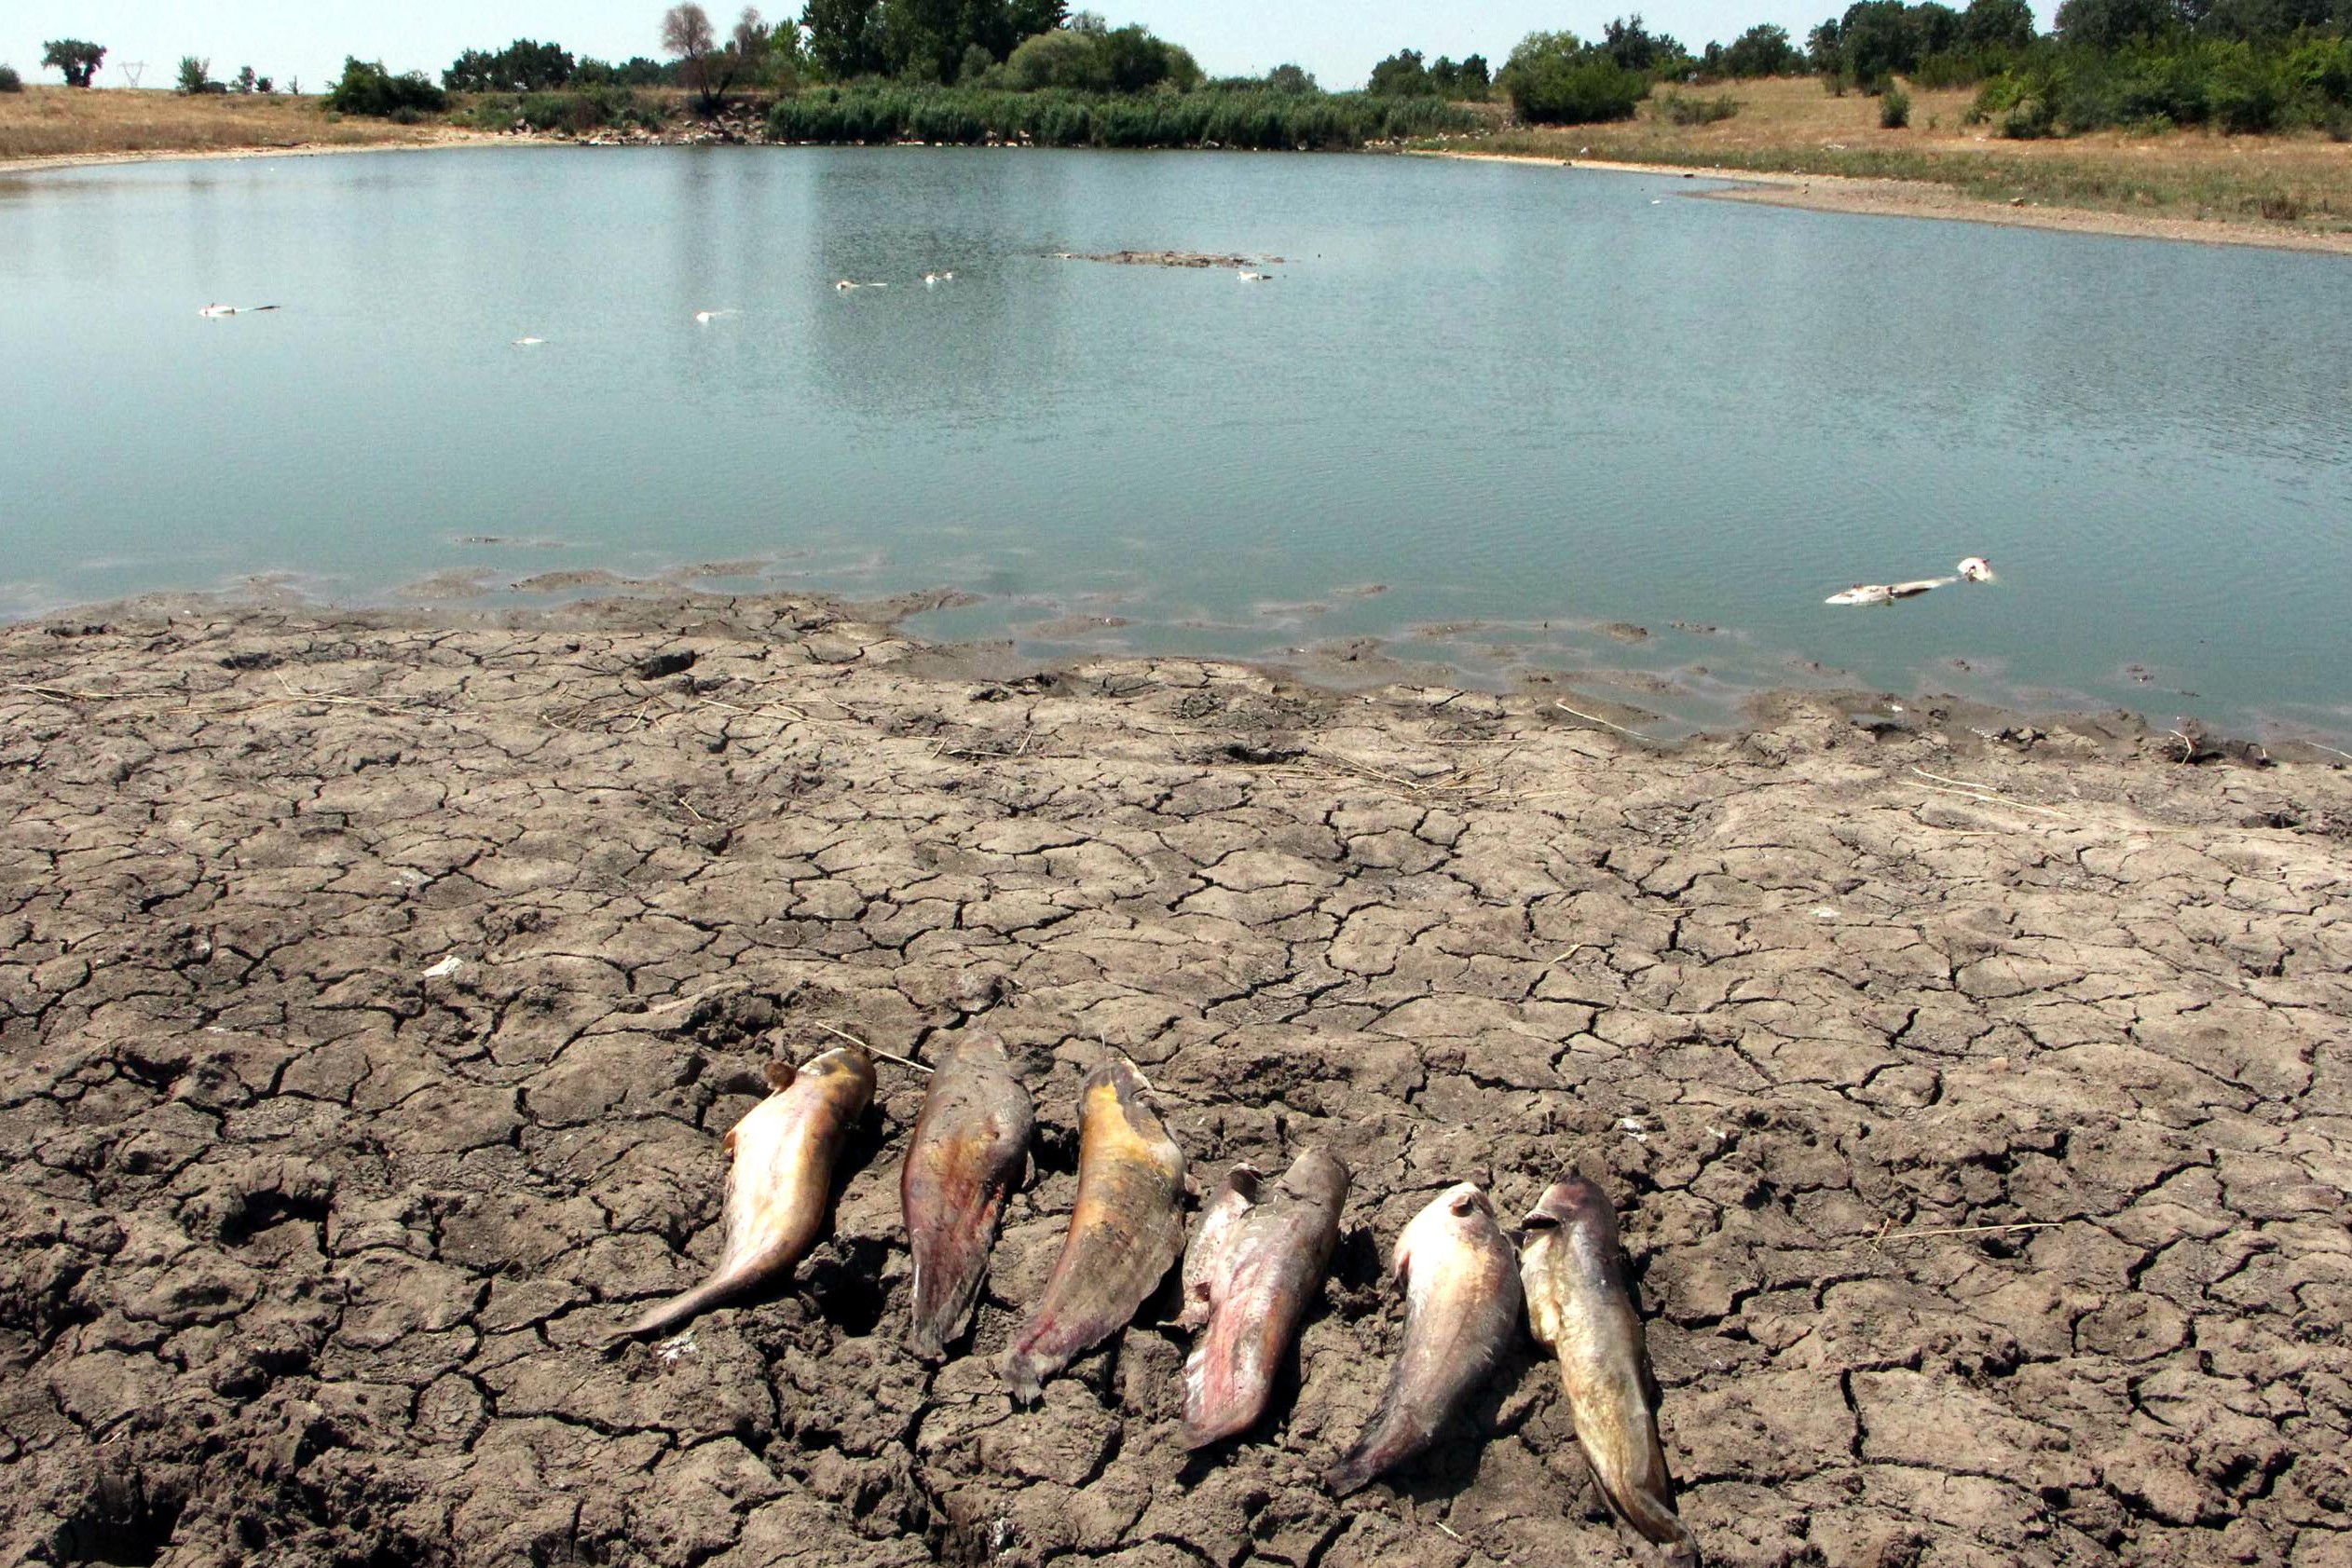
[1,145,2349,740]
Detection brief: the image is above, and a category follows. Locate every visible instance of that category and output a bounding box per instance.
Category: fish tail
[1323,1442,1383,1497]
[1002,1346,1047,1405]
[621,1275,745,1340]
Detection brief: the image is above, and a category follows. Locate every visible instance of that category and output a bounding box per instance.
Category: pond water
[3,145,2348,740]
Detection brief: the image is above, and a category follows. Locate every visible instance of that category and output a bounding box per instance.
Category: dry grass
[1465,75,2352,230]
[0,86,466,164]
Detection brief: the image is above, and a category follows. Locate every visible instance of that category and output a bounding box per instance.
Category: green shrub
[326,57,448,118]
[0,65,21,92]
[761,84,1476,148]
[1881,83,1914,123]
[1501,34,1650,124]
[1658,89,1740,122]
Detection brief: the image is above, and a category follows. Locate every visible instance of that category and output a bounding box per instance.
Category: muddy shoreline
[2,594,2346,1566]
[1425,149,2352,256]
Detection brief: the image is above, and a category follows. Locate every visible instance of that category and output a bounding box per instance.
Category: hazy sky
[6,0,2041,93]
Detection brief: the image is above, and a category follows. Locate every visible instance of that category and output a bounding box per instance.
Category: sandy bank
[1,596,2345,1565]
[0,130,530,178]
[1430,148,2352,255]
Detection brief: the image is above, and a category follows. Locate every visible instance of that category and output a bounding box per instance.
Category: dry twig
[1552,698,1650,741]
[812,1019,932,1074]
[1875,1218,2067,1244]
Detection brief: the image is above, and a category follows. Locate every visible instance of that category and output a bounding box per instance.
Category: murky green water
[3,146,2347,738]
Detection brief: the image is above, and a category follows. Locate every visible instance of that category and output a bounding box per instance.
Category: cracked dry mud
[2,595,2346,1568]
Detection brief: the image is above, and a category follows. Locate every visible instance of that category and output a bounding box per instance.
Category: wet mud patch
[1,593,2347,1566]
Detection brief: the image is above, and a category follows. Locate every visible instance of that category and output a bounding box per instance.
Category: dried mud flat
[2,594,2347,1568]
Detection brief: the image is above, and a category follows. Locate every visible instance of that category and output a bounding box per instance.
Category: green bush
[0,65,21,92]
[1965,36,2349,136]
[1658,89,1741,122]
[762,85,1476,148]
[1881,82,1914,122]
[326,57,449,118]
[1501,32,1650,124]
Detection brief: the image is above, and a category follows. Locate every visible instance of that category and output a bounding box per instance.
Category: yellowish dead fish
[622,1045,875,1339]
[1520,1174,1698,1568]
[1181,1149,1349,1448]
[1327,1181,1522,1494]
[901,1032,1034,1360]
[1002,1055,1186,1402]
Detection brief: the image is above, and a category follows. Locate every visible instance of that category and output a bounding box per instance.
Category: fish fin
[1638,1343,1664,1414]
[764,1059,798,1093]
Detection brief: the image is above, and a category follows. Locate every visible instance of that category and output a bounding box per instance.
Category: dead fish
[622,1045,876,1339]
[1958,555,1996,583]
[901,1033,1034,1359]
[1327,1181,1522,1495]
[1178,1163,1261,1331]
[1002,1055,1186,1402]
[1182,1149,1349,1448]
[1520,1175,1697,1568]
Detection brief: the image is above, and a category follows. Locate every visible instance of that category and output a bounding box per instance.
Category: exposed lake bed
[2,590,2346,1564]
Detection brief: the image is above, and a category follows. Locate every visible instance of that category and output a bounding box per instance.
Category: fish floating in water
[198,303,280,317]
[620,1044,875,1339]
[1521,1175,1698,1568]
[902,1033,1034,1360]
[1825,578,1952,607]
[693,309,736,323]
[1003,1055,1187,1403]
[1180,1150,1349,1448]
[1828,556,2000,605]
[512,336,547,347]
[1327,1182,1523,1495]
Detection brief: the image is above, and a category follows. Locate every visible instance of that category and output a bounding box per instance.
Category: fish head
[1223,1163,1266,1203]
[1519,1172,1624,1261]
[1396,1181,1497,1280]
[800,1044,878,1111]
[944,1031,1011,1070]
[1279,1148,1351,1208]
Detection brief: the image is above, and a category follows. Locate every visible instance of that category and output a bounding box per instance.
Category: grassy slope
[1457,75,2352,230]
[0,86,456,163]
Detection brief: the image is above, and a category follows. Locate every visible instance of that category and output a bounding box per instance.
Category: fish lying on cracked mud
[1003,1054,1187,1402]
[1327,1181,1522,1495]
[622,1045,876,1339]
[1522,1174,1699,1568]
[901,1032,1035,1359]
[1180,1149,1350,1448]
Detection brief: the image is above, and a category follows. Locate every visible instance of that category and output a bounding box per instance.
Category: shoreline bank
[6,126,2344,256]
[1,593,2345,1564]
[1426,148,2352,256]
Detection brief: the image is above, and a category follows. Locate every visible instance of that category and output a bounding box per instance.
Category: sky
[4,0,2037,96]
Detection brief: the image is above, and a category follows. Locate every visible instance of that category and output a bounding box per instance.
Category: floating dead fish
[1002,1055,1186,1402]
[1825,576,1953,607]
[198,303,280,318]
[621,1045,876,1339]
[1327,1181,1522,1495]
[1181,1149,1349,1448]
[902,1033,1034,1360]
[1520,1174,1697,1568]
[1958,555,1996,582]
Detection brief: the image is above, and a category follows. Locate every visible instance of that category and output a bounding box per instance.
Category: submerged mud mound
[1,597,2346,1567]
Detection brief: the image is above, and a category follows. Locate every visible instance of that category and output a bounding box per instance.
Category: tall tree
[42,39,107,87]
[803,0,882,77]
[663,2,735,108]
